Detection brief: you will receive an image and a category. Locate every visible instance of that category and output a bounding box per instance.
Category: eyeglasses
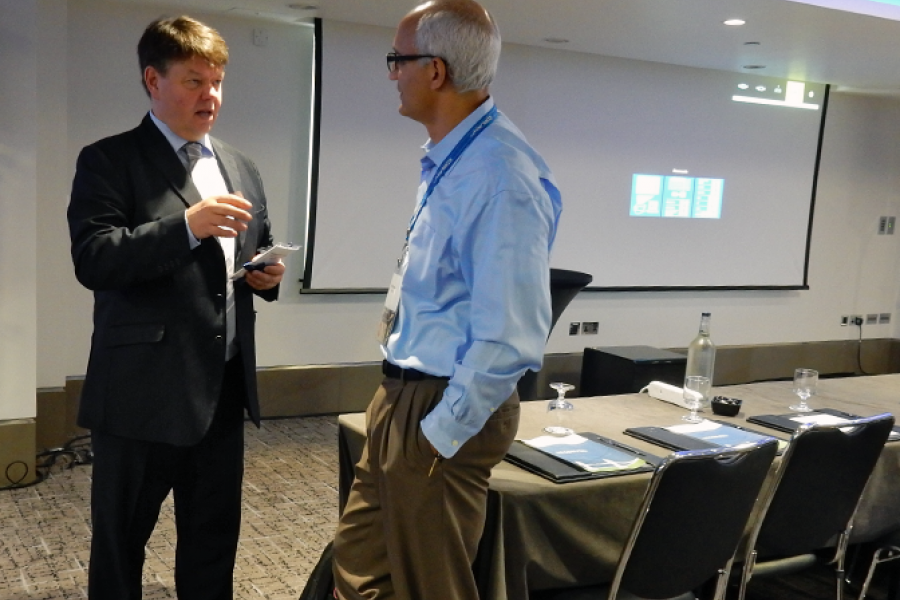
[386,52,441,73]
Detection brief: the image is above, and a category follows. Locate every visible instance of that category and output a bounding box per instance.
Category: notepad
[520,434,647,472]
[666,420,786,450]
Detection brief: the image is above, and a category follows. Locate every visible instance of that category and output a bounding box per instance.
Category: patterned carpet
[0,417,339,600]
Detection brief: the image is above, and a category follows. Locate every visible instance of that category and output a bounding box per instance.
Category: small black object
[711,396,742,417]
[243,261,270,272]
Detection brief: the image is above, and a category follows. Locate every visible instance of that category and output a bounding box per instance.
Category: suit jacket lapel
[211,138,246,257]
[136,115,202,207]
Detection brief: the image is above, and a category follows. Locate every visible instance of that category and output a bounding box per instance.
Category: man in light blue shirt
[333,1,561,598]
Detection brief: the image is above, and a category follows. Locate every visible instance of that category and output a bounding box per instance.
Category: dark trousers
[87,357,246,600]
[333,377,520,600]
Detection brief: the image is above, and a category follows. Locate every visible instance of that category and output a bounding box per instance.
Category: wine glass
[682,375,708,423]
[790,368,818,412]
[544,382,575,436]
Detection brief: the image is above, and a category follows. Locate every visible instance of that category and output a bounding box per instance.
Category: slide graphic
[631,173,723,219]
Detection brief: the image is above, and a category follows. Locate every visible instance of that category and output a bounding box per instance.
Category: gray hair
[414,1,501,93]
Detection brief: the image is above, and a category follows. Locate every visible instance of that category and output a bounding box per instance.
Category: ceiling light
[542,37,570,44]
[287,3,318,9]
[744,41,760,46]
[743,65,766,70]
[724,18,746,26]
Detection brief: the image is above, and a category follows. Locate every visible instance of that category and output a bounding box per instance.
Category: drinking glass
[682,375,708,423]
[544,382,575,436]
[790,368,818,412]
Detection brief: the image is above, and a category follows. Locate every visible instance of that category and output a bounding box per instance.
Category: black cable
[0,435,94,492]
[855,319,874,376]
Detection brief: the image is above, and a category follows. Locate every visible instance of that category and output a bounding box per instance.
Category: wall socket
[582,321,599,335]
[569,322,581,335]
[842,313,891,326]
[878,216,896,235]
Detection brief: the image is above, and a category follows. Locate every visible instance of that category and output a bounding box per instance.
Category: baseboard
[46,338,900,439]
[0,419,36,487]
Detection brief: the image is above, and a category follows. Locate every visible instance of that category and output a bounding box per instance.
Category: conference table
[337,374,900,599]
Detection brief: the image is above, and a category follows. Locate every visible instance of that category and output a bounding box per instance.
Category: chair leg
[736,551,758,600]
[711,558,735,600]
[858,545,900,600]
[833,527,854,600]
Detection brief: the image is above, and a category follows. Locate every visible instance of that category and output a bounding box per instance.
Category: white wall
[0,0,38,420]
[34,12,900,392]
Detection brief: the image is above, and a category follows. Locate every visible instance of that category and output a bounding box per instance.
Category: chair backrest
[517,268,592,402]
[612,438,779,599]
[749,413,895,558]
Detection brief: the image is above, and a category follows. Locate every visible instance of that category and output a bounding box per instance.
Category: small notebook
[504,433,658,483]
[625,419,786,453]
[747,408,900,442]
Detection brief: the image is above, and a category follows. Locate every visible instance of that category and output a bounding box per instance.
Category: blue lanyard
[406,105,498,240]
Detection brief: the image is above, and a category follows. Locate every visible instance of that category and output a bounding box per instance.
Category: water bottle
[685,312,716,407]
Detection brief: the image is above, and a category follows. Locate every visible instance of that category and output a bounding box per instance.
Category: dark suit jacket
[68,115,278,446]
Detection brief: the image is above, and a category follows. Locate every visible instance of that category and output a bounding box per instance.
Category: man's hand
[186,194,252,239]
[245,260,285,291]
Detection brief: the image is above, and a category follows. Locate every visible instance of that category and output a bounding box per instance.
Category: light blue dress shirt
[384,97,563,458]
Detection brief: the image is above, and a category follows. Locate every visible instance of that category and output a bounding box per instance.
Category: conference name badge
[377,246,408,346]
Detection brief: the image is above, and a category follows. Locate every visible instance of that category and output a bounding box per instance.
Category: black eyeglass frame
[386,52,442,72]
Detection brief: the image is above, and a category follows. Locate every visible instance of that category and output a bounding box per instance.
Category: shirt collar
[422,96,494,169]
[148,110,214,158]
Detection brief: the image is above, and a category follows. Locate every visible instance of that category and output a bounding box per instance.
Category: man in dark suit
[67,15,284,600]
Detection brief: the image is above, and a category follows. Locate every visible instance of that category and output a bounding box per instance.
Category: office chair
[733,413,895,600]
[517,268,593,401]
[532,438,779,600]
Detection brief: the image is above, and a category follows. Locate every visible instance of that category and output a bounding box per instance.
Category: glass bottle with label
[685,312,716,407]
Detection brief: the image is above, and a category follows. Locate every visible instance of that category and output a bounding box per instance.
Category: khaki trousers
[333,377,520,600]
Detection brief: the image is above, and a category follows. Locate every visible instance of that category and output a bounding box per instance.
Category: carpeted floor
[0,417,339,600]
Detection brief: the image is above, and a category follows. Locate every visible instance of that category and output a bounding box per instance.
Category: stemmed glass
[790,368,818,412]
[682,375,709,423]
[544,382,575,436]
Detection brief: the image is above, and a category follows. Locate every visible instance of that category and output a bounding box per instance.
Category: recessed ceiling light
[287,3,318,9]
[744,41,760,46]
[724,19,746,26]
[542,37,570,44]
[743,64,766,70]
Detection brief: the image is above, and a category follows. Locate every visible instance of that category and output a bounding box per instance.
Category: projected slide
[630,174,723,219]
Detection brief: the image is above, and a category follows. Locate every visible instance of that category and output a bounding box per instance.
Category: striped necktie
[181,141,203,172]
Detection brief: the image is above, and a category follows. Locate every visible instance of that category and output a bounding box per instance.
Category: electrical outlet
[866,313,878,325]
[582,321,599,335]
[851,315,864,326]
[880,313,891,324]
[879,216,888,235]
[568,322,580,335]
[889,217,896,235]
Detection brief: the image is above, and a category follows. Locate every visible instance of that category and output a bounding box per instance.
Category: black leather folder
[504,433,659,483]
[748,408,900,441]
[624,420,784,454]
